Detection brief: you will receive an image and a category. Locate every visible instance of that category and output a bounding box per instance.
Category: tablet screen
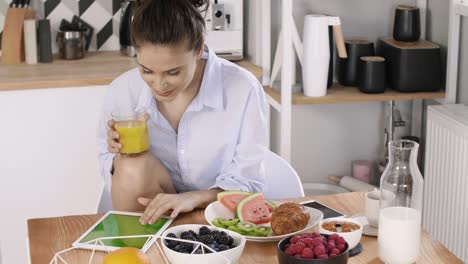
[79,213,170,249]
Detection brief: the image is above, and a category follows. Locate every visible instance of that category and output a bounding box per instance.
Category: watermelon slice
[265,200,277,213]
[217,191,251,213]
[237,193,271,224]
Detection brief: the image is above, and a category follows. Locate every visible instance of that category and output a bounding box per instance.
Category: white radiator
[423,104,468,263]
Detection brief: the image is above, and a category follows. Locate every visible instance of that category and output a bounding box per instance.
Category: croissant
[271,203,310,236]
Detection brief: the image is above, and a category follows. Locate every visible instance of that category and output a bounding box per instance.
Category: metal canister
[56,31,85,60]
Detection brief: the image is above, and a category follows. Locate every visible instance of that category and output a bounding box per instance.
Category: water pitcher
[378,139,424,264]
[302,15,347,97]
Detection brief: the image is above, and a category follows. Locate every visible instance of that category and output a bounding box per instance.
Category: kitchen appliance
[302,15,347,97]
[56,31,85,60]
[204,0,243,60]
[120,0,136,57]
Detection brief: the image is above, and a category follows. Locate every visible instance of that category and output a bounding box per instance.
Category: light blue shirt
[97,47,268,193]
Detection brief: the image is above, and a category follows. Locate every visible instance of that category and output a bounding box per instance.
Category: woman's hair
[132,0,208,52]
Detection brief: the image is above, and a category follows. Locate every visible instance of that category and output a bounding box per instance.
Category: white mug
[365,190,394,227]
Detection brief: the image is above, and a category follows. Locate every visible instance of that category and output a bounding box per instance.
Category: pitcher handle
[329,17,348,59]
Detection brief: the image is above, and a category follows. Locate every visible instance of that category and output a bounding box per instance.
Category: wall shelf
[264,85,446,106]
[261,0,450,162]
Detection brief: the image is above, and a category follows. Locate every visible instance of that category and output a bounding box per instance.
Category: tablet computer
[300,200,347,219]
[72,211,173,252]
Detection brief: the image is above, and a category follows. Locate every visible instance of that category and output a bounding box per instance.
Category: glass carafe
[378,140,424,264]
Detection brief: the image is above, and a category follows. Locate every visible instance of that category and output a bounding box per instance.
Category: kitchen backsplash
[0,0,122,52]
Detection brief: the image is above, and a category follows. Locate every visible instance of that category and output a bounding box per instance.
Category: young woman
[97,0,267,225]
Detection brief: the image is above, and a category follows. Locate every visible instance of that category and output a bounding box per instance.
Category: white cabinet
[0,86,106,264]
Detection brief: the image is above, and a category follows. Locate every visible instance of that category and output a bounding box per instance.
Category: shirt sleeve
[210,80,268,193]
[96,83,117,193]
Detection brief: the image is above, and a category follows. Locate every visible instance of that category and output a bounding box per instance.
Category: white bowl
[161,224,246,264]
[319,217,363,249]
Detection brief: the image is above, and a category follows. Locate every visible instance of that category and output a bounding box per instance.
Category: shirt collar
[195,46,224,112]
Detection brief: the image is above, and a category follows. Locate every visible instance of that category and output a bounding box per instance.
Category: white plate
[204,201,323,242]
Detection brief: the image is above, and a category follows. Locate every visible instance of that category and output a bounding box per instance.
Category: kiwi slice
[212,218,226,228]
[246,231,258,237]
[219,218,239,227]
[236,221,256,232]
[252,226,271,237]
[228,225,247,235]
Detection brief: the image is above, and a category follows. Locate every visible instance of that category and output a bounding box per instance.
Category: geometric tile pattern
[96,18,112,49]
[0,0,122,52]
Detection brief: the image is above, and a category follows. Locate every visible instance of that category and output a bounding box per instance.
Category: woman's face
[136,41,203,102]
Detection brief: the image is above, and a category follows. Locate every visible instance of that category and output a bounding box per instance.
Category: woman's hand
[107,119,121,154]
[138,189,222,224]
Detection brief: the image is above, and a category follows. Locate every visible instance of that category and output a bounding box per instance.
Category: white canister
[24,19,38,64]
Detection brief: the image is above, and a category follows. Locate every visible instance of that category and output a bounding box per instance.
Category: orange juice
[115,120,149,154]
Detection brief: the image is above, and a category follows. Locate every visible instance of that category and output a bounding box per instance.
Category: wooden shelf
[0,51,263,91]
[264,84,446,105]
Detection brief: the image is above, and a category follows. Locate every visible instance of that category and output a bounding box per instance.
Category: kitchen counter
[0,51,263,91]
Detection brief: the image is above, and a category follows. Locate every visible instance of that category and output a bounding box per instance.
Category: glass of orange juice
[112,109,149,156]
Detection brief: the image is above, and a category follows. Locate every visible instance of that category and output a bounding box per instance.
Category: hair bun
[191,0,208,8]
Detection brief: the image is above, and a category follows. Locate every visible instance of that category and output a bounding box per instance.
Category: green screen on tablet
[79,213,170,249]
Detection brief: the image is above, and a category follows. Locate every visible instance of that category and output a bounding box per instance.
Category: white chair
[263,150,305,199]
[97,184,113,213]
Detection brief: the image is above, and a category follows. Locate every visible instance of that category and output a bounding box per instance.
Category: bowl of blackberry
[161,224,246,264]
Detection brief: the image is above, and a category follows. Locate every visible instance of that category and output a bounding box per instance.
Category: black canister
[38,19,53,63]
[378,38,442,92]
[338,39,375,87]
[358,56,386,94]
[393,5,421,42]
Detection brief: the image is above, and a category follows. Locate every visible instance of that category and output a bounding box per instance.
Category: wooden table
[28,192,462,263]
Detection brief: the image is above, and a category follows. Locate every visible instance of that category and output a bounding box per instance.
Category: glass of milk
[378,140,424,264]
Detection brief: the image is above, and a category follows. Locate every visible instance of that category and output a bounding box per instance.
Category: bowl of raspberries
[161,224,246,264]
[277,232,349,264]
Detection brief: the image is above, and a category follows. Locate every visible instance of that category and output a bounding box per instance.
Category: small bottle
[378,139,424,263]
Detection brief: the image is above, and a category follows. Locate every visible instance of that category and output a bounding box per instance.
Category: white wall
[247,0,414,183]
[0,86,105,264]
[426,0,468,104]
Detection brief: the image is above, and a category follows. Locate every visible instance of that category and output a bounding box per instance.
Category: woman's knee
[112,152,170,192]
[113,153,154,187]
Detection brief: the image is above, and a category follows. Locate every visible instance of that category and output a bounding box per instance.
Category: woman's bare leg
[111,152,175,212]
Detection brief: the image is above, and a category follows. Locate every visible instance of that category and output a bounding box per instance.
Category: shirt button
[180,149,185,154]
